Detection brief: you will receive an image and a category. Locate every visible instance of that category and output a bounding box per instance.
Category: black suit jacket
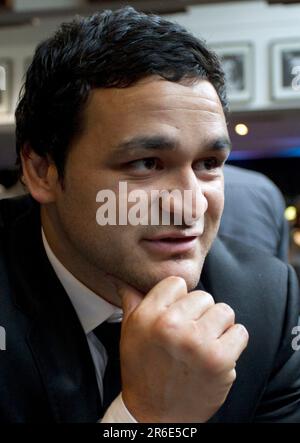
[221,165,289,262]
[0,196,300,423]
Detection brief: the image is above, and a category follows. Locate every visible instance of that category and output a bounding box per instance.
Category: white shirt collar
[41,228,123,334]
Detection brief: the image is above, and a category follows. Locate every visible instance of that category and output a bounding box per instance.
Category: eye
[194,157,223,172]
[126,158,162,173]
[204,157,222,170]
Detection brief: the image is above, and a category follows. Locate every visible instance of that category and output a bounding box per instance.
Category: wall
[1,0,300,124]
[165,0,300,111]
[0,0,300,165]
[14,0,84,11]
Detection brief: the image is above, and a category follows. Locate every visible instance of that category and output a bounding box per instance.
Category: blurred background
[0,0,300,263]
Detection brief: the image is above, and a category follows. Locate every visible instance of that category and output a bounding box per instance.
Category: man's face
[50,77,230,294]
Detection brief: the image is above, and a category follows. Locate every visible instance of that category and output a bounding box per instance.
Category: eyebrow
[211,138,232,152]
[113,135,232,153]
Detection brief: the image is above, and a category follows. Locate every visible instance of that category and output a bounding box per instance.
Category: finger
[195,302,235,341]
[121,289,144,325]
[217,323,249,366]
[165,290,215,323]
[106,273,144,324]
[142,276,188,311]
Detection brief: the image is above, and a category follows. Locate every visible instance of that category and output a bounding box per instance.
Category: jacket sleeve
[254,265,300,422]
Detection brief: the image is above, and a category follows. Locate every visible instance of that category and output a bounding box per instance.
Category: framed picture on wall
[0,58,11,115]
[271,40,300,101]
[211,43,253,105]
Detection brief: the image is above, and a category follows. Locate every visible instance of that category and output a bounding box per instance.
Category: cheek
[204,184,224,220]
[63,168,114,220]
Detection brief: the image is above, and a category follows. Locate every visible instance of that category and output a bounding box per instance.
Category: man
[0,7,299,423]
[221,165,289,262]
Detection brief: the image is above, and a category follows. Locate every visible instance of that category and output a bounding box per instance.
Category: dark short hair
[15,6,228,179]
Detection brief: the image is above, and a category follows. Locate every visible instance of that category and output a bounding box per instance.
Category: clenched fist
[115,276,249,423]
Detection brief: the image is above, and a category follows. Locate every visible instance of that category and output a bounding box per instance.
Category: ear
[21,145,61,204]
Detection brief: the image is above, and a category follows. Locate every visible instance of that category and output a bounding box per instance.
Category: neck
[41,205,122,308]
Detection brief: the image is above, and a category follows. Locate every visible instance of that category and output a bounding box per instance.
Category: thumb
[120,284,144,324]
[106,274,144,324]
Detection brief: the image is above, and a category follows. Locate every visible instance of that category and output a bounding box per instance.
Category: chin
[139,258,203,293]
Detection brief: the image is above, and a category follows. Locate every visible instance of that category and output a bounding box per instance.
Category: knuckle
[181,338,198,355]
[203,293,215,307]
[236,324,249,343]
[153,312,180,338]
[227,369,237,385]
[217,303,235,320]
[203,345,227,374]
[167,276,187,291]
[163,312,180,330]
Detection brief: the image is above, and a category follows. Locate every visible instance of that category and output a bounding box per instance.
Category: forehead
[81,76,227,145]
[89,76,223,114]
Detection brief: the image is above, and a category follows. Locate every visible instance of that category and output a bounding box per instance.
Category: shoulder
[0,195,36,230]
[214,233,283,264]
[224,165,284,207]
[209,233,291,281]
[0,195,39,299]
[203,235,298,319]
[224,164,277,190]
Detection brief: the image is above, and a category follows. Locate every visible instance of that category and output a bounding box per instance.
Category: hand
[114,276,249,423]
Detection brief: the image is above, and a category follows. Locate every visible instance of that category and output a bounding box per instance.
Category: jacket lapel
[6,198,101,422]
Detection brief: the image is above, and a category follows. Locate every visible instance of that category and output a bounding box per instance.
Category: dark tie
[93,320,122,415]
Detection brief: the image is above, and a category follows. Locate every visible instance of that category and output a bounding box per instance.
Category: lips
[145,231,203,241]
[156,236,197,242]
[142,232,201,255]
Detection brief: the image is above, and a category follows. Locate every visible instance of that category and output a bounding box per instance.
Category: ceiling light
[285,206,297,222]
[235,123,249,136]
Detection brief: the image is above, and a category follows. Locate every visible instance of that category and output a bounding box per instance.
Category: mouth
[142,232,201,255]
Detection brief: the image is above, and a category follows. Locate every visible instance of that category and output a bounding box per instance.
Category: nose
[160,169,208,226]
